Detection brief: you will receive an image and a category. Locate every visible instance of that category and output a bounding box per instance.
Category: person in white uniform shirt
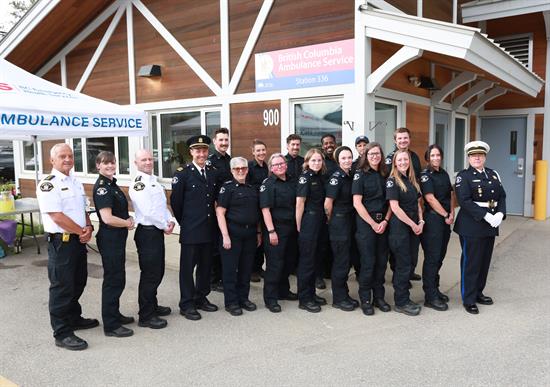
[36,143,96,351]
[129,149,175,329]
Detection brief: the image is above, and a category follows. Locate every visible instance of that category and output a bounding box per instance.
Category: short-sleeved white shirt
[129,171,173,230]
[36,168,86,233]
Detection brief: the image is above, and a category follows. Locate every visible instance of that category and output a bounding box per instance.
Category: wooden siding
[230,100,281,158]
[42,63,61,85]
[229,0,262,77]
[405,102,430,157]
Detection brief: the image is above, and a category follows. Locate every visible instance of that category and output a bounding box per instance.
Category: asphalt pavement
[0,216,549,386]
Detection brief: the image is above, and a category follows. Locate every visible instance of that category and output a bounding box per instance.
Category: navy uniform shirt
[208,150,231,186]
[246,159,268,191]
[259,174,296,223]
[420,167,453,214]
[285,154,304,182]
[217,179,260,226]
[325,168,353,213]
[351,169,387,213]
[296,170,325,212]
[170,163,218,244]
[385,149,422,180]
[385,174,420,214]
[453,166,507,237]
[323,152,339,176]
[93,175,130,226]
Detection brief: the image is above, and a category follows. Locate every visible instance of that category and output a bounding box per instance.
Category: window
[294,100,342,155]
[70,137,129,175]
[494,33,533,71]
[22,141,36,171]
[374,102,398,155]
[73,138,83,172]
[454,117,466,172]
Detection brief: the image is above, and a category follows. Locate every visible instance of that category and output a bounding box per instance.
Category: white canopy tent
[0,59,148,183]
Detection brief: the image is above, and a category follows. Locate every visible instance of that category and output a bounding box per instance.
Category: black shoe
[266,303,281,313]
[280,291,298,301]
[410,273,422,281]
[119,315,135,325]
[196,299,218,312]
[332,299,356,312]
[240,300,257,311]
[299,301,321,313]
[361,302,374,316]
[464,304,479,314]
[104,326,134,337]
[138,316,168,329]
[314,295,327,305]
[71,317,99,331]
[437,291,450,303]
[394,302,421,316]
[250,272,261,283]
[347,297,360,308]
[55,334,88,351]
[476,295,493,305]
[374,298,391,312]
[315,278,326,290]
[211,280,224,292]
[424,298,449,311]
[180,308,202,321]
[155,305,172,316]
[225,305,243,316]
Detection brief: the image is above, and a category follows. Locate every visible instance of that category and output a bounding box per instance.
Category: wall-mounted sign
[255,39,354,92]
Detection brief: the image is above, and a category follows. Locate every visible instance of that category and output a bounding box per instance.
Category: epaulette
[223,180,233,185]
[135,175,142,182]
[44,175,55,181]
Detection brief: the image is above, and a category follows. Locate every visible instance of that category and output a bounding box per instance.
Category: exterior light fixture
[138,64,161,77]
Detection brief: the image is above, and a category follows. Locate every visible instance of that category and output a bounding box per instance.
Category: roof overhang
[359,8,544,98]
[461,0,550,23]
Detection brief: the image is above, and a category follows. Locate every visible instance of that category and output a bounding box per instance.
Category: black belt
[305,210,320,215]
[369,212,384,221]
[228,221,256,229]
[137,224,161,231]
[47,233,79,241]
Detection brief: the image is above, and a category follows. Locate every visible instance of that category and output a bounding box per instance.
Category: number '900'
[263,109,280,126]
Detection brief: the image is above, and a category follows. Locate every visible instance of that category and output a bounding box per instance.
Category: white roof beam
[469,86,507,114]
[367,46,423,94]
[462,0,550,23]
[431,71,477,105]
[451,79,493,110]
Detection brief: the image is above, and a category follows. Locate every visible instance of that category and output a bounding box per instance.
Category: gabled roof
[461,0,550,23]
[359,7,544,97]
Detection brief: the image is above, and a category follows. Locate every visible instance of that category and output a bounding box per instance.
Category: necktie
[201,168,206,181]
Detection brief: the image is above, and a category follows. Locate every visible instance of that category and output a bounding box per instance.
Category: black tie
[200,168,206,181]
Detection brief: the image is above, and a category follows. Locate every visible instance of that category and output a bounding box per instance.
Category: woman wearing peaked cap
[454,141,506,315]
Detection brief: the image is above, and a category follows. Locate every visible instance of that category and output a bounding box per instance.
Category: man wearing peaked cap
[171,134,220,321]
[465,140,490,156]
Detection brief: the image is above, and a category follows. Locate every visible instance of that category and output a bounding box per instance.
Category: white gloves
[484,212,503,228]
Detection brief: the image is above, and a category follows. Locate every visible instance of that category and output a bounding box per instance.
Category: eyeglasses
[232,167,248,172]
[367,152,381,157]
[271,162,287,168]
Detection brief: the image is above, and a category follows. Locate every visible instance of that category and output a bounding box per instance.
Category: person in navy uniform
[247,139,268,282]
[351,135,369,175]
[352,142,391,316]
[386,149,424,316]
[208,127,231,293]
[93,151,135,338]
[260,153,298,313]
[284,134,304,181]
[385,127,422,282]
[171,135,219,321]
[419,144,455,312]
[295,148,328,313]
[216,157,261,316]
[454,141,506,315]
[36,143,95,351]
[129,149,175,330]
[325,146,359,312]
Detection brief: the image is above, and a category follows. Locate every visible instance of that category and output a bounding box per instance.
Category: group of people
[37,126,506,351]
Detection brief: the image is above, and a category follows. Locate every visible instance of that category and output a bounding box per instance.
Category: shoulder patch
[133,182,145,191]
[329,177,338,186]
[420,175,429,183]
[40,181,53,192]
[259,185,266,192]
[205,159,212,166]
[44,175,55,181]
[135,175,142,182]
[96,187,108,196]
[353,173,360,181]
[219,187,226,194]
[386,180,394,188]
[455,176,462,184]
[298,176,307,185]
[172,176,179,184]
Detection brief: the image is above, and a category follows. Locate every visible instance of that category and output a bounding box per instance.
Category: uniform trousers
[316,222,332,279]
[179,243,212,310]
[97,227,128,331]
[47,233,87,339]
[329,212,353,303]
[355,216,389,303]
[134,225,165,321]
[388,215,419,306]
[420,212,450,301]
[221,223,256,307]
[211,228,223,284]
[263,220,297,306]
[297,211,323,303]
[459,235,495,305]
